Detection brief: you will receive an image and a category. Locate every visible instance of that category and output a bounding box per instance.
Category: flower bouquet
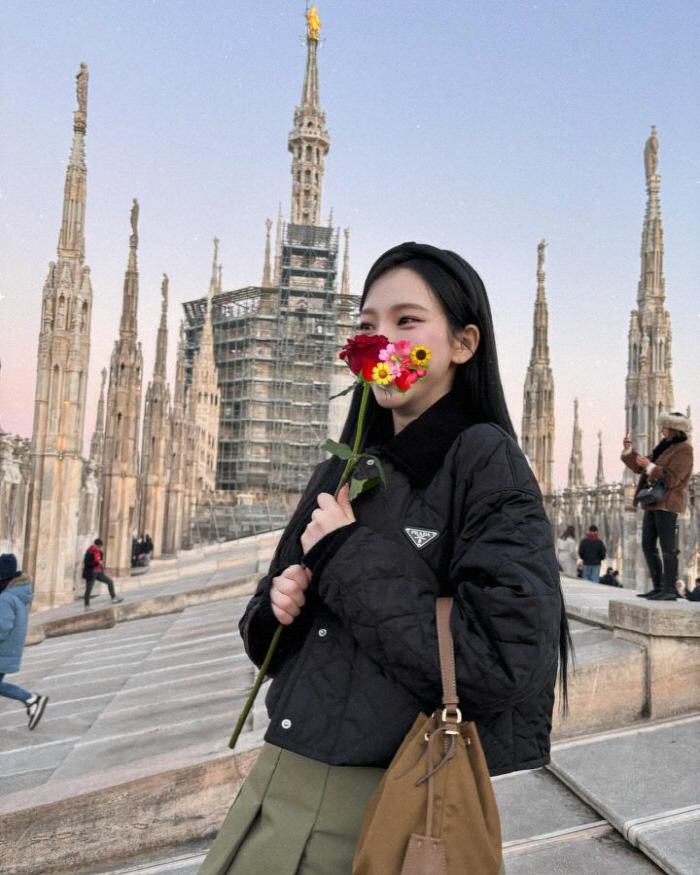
[228,334,430,748]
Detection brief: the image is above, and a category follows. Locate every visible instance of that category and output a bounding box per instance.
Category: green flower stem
[335,380,371,498]
[229,380,372,750]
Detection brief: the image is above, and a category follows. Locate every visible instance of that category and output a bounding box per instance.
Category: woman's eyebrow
[360,303,431,316]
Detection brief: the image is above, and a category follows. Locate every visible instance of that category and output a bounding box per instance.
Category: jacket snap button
[318,628,327,637]
[281,718,292,729]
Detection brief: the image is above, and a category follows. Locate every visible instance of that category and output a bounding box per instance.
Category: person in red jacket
[82,539,123,610]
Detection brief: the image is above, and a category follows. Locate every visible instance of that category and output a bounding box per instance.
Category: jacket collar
[374,389,483,487]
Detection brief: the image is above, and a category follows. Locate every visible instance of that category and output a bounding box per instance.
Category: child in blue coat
[0,554,48,729]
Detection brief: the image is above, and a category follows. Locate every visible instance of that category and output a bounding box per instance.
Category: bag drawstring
[415,725,456,838]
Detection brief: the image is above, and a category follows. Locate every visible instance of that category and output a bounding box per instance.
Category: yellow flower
[410,345,431,367]
[372,362,395,385]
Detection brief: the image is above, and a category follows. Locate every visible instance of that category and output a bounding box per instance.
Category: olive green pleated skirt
[198,743,385,875]
[198,742,507,875]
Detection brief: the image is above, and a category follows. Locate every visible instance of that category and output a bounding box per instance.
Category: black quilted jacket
[240,391,563,776]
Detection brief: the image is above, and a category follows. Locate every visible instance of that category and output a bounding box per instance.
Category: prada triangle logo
[404,527,440,550]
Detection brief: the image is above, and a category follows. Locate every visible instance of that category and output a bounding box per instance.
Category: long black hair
[270,242,572,715]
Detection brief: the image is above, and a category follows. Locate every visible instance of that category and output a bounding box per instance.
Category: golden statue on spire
[307,5,321,41]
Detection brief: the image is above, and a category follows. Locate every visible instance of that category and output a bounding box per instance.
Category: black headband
[362,241,486,314]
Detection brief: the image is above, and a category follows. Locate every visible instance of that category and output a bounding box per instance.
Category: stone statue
[76,63,88,113]
[56,295,67,330]
[537,239,547,270]
[130,198,139,246]
[307,5,321,40]
[644,125,658,182]
[161,274,169,312]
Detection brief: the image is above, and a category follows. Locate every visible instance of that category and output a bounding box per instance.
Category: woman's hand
[270,564,312,625]
[636,455,651,467]
[301,483,355,555]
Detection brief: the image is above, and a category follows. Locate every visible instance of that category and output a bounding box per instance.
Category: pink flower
[393,340,412,358]
[378,343,395,362]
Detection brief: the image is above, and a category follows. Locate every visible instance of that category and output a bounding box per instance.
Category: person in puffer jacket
[0,554,48,730]
[199,243,572,875]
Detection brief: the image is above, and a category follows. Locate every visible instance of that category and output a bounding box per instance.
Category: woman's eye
[359,322,373,331]
[398,316,418,325]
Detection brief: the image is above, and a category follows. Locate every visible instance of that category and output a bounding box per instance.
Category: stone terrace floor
[1,558,698,874]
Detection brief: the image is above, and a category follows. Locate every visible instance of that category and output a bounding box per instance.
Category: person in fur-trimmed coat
[622,410,694,601]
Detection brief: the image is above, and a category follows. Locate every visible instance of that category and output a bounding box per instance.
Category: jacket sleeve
[577,539,585,560]
[0,595,16,643]
[309,448,562,715]
[647,444,693,488]
[621,449,644,475]
[238,458,334,675]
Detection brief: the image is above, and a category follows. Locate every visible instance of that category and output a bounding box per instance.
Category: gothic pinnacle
[262,219,272,287]
[57,63,89,262]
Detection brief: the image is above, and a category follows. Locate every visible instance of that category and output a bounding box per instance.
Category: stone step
[552,619,647,737]
[548,713,700,875]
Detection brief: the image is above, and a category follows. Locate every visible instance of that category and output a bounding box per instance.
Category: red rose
[339,334,389,375]
[394,369,414,393]
[361,359,377,382]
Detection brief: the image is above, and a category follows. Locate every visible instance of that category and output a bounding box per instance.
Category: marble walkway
[0,555,697,874]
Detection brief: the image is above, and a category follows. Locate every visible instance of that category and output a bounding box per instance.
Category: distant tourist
[676,578,700,603]
[0,554,49,730]
[612,570,622,587]
[622,411,694,601]
[556,525,578,576]
[599,567,616,587]
[578,525,606,582]
[143,534,154,565]
[83,539,124,610]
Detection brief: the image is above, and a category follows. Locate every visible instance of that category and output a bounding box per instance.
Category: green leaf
[320,438,356,461]
[348,476,382,500]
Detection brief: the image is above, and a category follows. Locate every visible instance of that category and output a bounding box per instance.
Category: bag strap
[436,597,460,715]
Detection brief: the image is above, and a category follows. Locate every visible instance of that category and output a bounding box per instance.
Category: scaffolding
[183,222,359,514]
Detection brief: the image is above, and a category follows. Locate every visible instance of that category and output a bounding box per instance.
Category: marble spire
[262,219,273,287]
[520,240,555,494]
[100,201,144,575]
[288,5,330,225]
[24,63,94,608]
[624,126,674,457]
[567,398,585,489]
[341,227,351,297]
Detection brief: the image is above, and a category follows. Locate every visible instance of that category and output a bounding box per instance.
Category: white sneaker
[111,596,124,604]
[26,694,49,730]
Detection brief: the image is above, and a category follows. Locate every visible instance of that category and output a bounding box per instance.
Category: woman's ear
[452,324,480,364]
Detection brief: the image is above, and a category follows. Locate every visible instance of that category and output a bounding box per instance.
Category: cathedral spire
[273,204,283,285]
[624,127,674,457]
[568,398,585,488]
[530,240,550,366]
[288,5,330,225]
[520,240,555,494]
[57,63,89,262]
[595,431,605,486]
[341,227,351,296]
[154,274,169,379]
[638,125,665,307]
[120,199,140,338]
[262,219,273,287]
[209,236,220,297]
[90,367,107,465]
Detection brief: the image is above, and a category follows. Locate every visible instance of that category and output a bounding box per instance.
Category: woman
[622,411,694,601]
[199,243,571,875]
[0,554,49,729]
[556,525,578,577]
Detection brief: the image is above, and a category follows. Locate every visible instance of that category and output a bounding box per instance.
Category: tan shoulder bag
[353,597,503,875]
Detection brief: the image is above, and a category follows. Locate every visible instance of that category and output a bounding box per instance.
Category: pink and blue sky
[1,0,698,488]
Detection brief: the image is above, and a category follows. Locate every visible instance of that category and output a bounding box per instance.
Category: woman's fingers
[270,566,311,624]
